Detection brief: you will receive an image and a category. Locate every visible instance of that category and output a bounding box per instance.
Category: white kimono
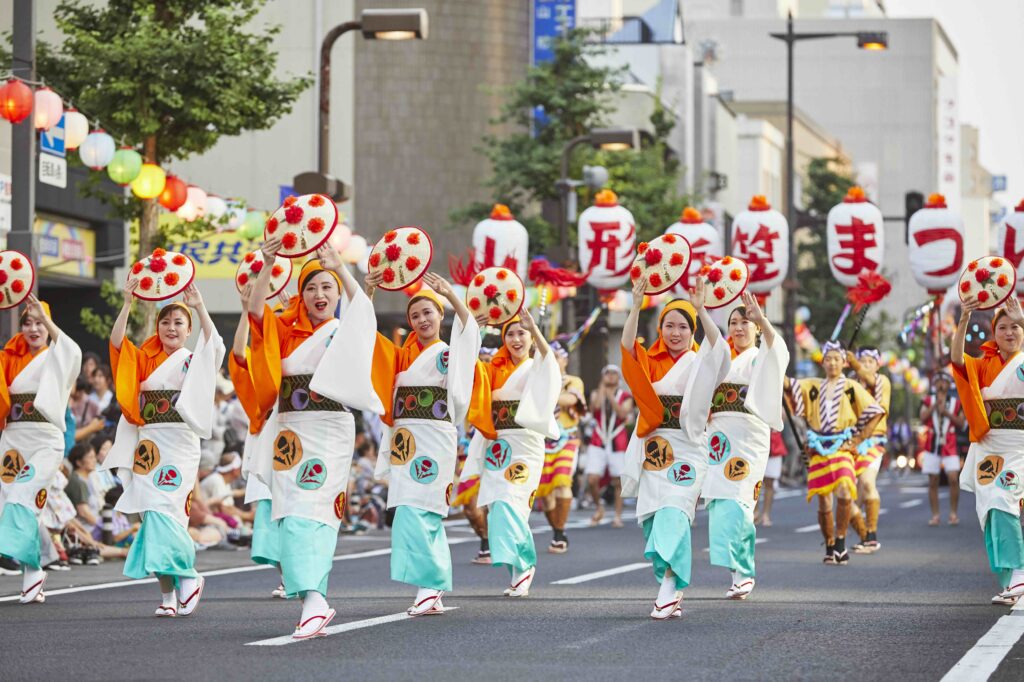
[462,352,561,519]
[376,316,480,516]
[0,334,81,515]
[621,337,730,524]
[702,341,789,508]
[961,351,1024,526]
[103,330,225,530]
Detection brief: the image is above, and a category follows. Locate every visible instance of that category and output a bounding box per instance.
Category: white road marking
[796,524,820,533]
[900,487,930,494]
[899,499,924,509]
[550,562,650,585]
[246,607,460,646]
[941,614,1024,681]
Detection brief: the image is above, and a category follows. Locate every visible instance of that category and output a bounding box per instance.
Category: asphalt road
[2,474,1022,681]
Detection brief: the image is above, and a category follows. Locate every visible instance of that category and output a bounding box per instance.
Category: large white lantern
[997,199,1024,295]
[666,206,723,291]
[907,193,964,295]
[472,203,529,282]
[826,186,885,288]
[33,87,63,131]
[578,189,636,290]
[730,195,789,296]
[78,129,116,170]
[343,235,368,264]
[206,195,228,220]
[62,109,89,150]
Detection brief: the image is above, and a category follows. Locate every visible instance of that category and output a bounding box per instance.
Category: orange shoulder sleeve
[371,333,399,427]
[951,354,989,442]
[228,352,266,434]
[0,352,12,423]
[249,305,284,412]
[467,360,495,440]
[111,339,143,426]
[621,342,663,438]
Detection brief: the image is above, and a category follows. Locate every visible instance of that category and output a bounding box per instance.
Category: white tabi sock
[161,590,176,608]
[731,570,750,585]
[301,591,329,621]
[1010,569,1024,588]
[178,577,198,599]
[657,573,679,604]
[22,567,45,593]
[415,587,440,603]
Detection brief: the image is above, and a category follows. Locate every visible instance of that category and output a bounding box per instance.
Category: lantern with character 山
[666,206,723,292]
[730,195,789,299]
[907,193,964,295]
[472,204,529,282]
[577,189,636,290]
[997,199,1024,296]
[826,186,884,288]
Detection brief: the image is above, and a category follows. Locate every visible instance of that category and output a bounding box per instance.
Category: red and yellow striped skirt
[806,450,858,501]
[536,436,580,499]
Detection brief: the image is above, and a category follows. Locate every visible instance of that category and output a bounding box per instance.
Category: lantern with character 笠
[729,195,788,300]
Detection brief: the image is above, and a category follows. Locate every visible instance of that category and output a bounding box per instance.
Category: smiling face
[503,322,533,364]
[857,352,880,376]
[157,308,192,353]
[408,298,442,345]
[20,313,49,352]
[822,349,846,378]
[994,315,1024,356]
[660,310,693,356]
[302,271,341,326]
[728,307,758,352]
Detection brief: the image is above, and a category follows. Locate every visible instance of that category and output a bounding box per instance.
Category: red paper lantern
[158,174,188,211]
[0,78,33,124]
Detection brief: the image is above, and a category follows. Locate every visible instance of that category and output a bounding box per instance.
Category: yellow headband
[408,288,445,316]
[158,302,192,326]
[299,259,342,291]
[659,299,696,330]
[20,300,51,320]
[501,315,523,338]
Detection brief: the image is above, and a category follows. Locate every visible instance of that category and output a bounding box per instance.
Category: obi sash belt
[710,383,752,416]
[985,398,1024,430]
[279,374,348,414]
[659,395,684,430]
[807,428,855,456]
[7,393,47,423]
[139,390,184,424]
[393,385,450,422]
[492,400,521,431]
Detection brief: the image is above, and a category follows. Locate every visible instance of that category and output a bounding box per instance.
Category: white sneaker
[293,608,336,639]
[408,590,445,616]
[650,591,684,620]
[506,567,535,598]
[726,578,755,600]
[271,584,287,599]
[19,572,46,605]
[177,576,205,617]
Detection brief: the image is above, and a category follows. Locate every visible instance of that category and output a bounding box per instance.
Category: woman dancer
[952,296,1024,605]
[461,310,560,597]
[620,277,729,620]
[0,296,81,604]
[702,292,788,600]
[366,272,481,615]
[106,281,223,617]
[246,238,381,639]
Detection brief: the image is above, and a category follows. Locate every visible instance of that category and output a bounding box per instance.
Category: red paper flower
[282,233,298,249]
[473,274,485,286]
[271,264,284,277]
[489,306,501,320]
[405,256,420,270]
[11,279,24,293]
[483,284,498,298]
[152,248,167,258]
[308,217,325,234]
[284,205,304,224]
[11,258,23,271]
[469,297,481,310]
[960,281,971,293]
[140,277,153,291]
[496,270,508,281]
[722,256,733,265]
[978,290,990,303]
[244,253,256,263]
[150,257,168,274]
[164,272,180,286]
[644,248,662,266]
[266,217,278,234]
[649,272,663,287]
[998,274,1010,287]
[382,268,395,283]
[976,269,991,283]
[663,234,677,245]
[968,261,978,272]
[283,195,297,207]
[173,254,187,267]
[714,287,726,300]
[699,265,711,276]
[992,257,1005,268]
[308,194,325,207]
[0,272,7,285]
[131,262,144,275]
[637,242,649,255]
[384,230,398,243]
[506,289,517,302]
[670,253,684,267]
[730,269,743,281]
[385,243,402,261]
[707,268,723,283]
[630,265,642,280]
[369,253,381,268]
[251,261,264,273]
[407,232,421,245]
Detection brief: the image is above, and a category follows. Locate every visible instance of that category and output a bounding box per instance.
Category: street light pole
[318,21,362,176]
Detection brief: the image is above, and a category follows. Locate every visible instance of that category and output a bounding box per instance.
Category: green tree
[33,0,311,336]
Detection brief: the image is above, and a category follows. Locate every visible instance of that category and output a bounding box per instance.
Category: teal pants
[642,507,692,590]
[984,508,1024,588]
[708,499,756,578]
[0,503,41,569]
[488,501,536,575]
[250,500,281,568]
[124,511,198,588]
[278,516,336,599]
[391,506,452,591]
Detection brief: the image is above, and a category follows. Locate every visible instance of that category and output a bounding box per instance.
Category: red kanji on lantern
[733,224,780,284]
[730,196,788,295]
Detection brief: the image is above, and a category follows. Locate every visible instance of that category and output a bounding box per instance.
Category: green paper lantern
[107,147,143,186]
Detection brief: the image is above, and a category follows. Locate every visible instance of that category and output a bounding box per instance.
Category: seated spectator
[65,443,102,530]
[187,482,233,548]
[200,452,254,524]
[88,433,119,498]
[92,486,139,548]
[71,377,105,443]
[199,374,234,470]
[80,350,100,383]
[41,465,80,570]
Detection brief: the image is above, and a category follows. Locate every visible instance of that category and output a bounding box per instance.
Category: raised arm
[519,307,550,358]
[422,272,470,326]
[25,294,62,342]
[740,290,776,347]
[951,296,980,367]
[232,284,253,361]
[182,284,215,341]
[690,276,720,347]
[620,276,647,359]
[248,237,283,321]
[110,279,138,350]
[315,242,358,300]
